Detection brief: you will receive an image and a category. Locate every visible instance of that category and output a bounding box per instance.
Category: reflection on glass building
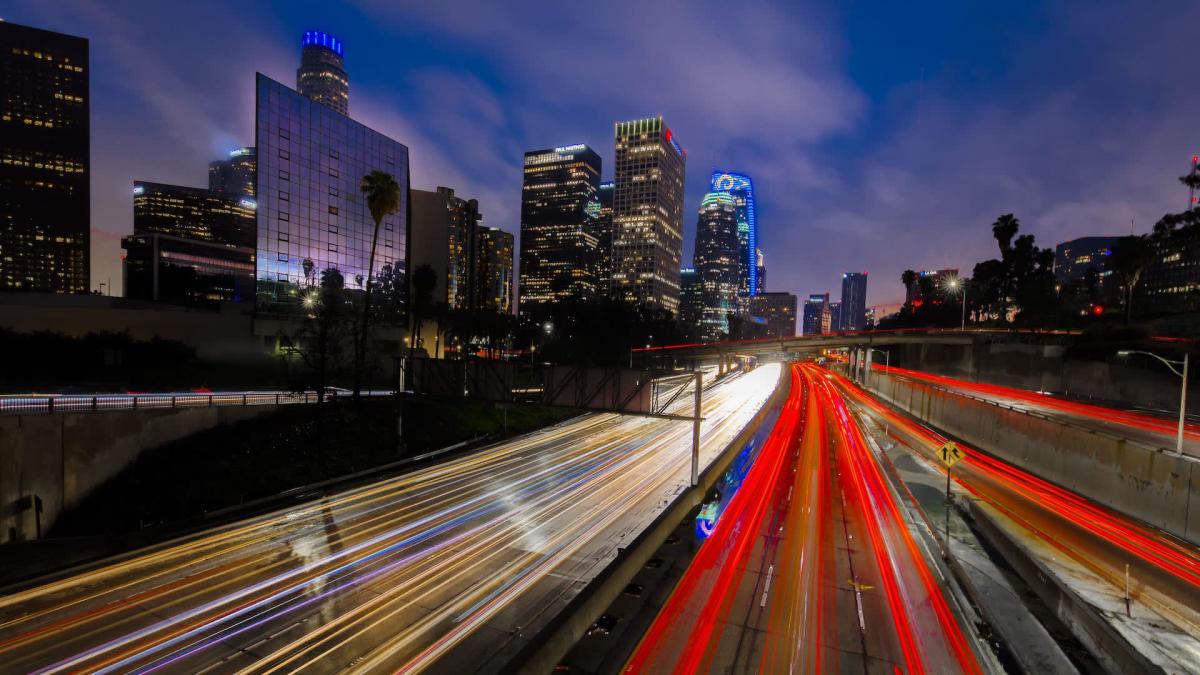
[0,21,90,293]
[693,192,740,342]
[209,147,257,199]
[254,73,408,313]
[710,170,757,300]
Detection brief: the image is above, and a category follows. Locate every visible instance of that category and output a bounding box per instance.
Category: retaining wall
[865,369,1199,546]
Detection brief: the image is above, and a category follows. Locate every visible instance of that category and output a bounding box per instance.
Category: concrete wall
[1,405,278,542]
[864,368,1200,546]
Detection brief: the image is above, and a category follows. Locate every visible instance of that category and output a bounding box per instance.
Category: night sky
[6,1,1198,307]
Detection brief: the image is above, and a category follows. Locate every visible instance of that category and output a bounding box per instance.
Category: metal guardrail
[0,390,394,416]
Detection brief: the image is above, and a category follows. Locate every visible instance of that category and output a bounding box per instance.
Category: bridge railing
[0,390,393,416]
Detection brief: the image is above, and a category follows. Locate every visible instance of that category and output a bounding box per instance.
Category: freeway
[829,366,1200,671]
[624,363,985,674]
[0,365,781,674]
[876,363,1199,455]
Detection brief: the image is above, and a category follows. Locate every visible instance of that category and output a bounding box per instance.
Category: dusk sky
[7,1,1199,306]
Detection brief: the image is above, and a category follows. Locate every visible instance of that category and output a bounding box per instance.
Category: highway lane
[625,364,985,674]
[0,365,781,674]
[828,366,1200,671]
[875,364,1199,455]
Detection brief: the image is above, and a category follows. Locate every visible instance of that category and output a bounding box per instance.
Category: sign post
[938,441,965,553]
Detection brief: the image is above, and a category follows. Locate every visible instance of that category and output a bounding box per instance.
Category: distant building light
[240,198,257,209]
[229,148,252,157]
[554,144,586,154]
[133,185,144,195]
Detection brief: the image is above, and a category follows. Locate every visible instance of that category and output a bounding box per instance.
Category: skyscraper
[829,301,842,333]
[254,73,408,313]
[802,293,831,335]
[710,171,757,300]
[296,30,348,115]
[679,267,703,340]
[0,21,89,293]
[130,181,256,247]
[596,181,614,295]
[749,292,797,338]
[840,272,868,331]
[693,192,740,342]
[209,147,257,199]
[612,117,686,313]
[446,190,481,311]
[476,226,514,314]
[518,144,602,315]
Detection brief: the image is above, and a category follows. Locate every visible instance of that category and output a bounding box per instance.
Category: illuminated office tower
[803,293,832,335]
[296,30,349,115]
[679,267,703,340]
[596,181,614,295]
[693,192,739,341]
[254,74,408,313]
[518,144,602,315]
[0,21,89,293]
[209,147,257,199]
[710,170,757,300]
[840,271,868,330]
[476,225,514,314]
[749,292,797,338]
[611,117,685,313]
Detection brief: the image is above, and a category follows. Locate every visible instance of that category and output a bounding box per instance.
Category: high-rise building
[710,171,757,300]
[254,73,408,313]
[679,267,703,340]
[755,248,765,295]
[130,181,256,247]
[802,292,831,335]
[596,181,614,295]
[840,271,868,331]
[693,192,740,342]
[1142,226,1200,313]
[0,21,89,293]
[476,226,514,314]
[518,144,603,315]
[296,30,348,115]
[749,292,797,338]
[209,147,257,199]
[1054,236,1119,304]
[446,190,481,311]
[828,301,842,333]
[611,117,686,313]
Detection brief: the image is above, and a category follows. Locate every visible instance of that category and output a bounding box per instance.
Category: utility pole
[692,371,702,487]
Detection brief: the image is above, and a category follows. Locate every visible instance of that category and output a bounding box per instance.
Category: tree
[285,267,350,403]
[409,264,438,354]
[901,269,918,301]
[355,170,401,400]
[1108,235,1151,323]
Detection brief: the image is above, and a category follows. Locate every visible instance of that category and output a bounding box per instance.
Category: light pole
[868,347,890,374]
[1117,350,1190,456]
[944,276,968,331]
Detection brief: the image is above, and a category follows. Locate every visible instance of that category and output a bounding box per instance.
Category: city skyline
[3,2,1198,309]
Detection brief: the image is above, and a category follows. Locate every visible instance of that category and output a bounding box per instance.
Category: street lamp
[1117,350,1190,456]
[943,276,968,331]
[868,347,890,374]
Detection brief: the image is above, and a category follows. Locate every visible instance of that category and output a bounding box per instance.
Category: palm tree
[1108,234,1151,323]
[991,214,1020,253]
[901,269,918,306]
[356,170,401,400]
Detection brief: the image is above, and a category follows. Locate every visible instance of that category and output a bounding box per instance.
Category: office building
[446,190,481,310]
[906,268,959,305]
[518,144,603,315]
[679,267,703,340]
[254,73,408,313]
[710,171,757,299]
[476,225,514,314]
[611,117,686,313]
[0,21,89,293]
[829,301,842,333]
[131,181,256,247]
[840,271,868,331]
[209,146,257,198]
[1054,236,1120,283]
[693,192,740,341]
[749,291,797,338]
[802,292,831,335]
[596,181,614,295]
[296,30,348,115]
[755,248,765,294]
[1142,226,1200,313]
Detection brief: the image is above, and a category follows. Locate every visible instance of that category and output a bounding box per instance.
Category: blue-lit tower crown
[297,30,349,115]
[710,170,757,297]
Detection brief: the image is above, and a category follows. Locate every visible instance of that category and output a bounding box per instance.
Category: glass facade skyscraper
[840,271,868,331]
[518,144,602,315]
[803,292,831,335]
[679,267,703,341]
[296,31,349,115]
[0,21,89,293]
[476,226,514,314]
[612,117,685,314]
[254,73,408,313]
[596,181,614,296]
[693,192,739,342]
[209,146,257,199]
[710,170,757,301]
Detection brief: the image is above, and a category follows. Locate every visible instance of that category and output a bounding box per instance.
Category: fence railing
[0,389,393,416]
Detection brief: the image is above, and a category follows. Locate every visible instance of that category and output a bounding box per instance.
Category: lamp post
[944,276,968,331]
[868,347,890,374]
[1117,350,1190,456]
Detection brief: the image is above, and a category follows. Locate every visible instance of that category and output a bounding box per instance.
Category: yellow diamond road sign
[939,441,965,468]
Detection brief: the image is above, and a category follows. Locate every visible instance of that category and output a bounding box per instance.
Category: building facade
[209,146,257,199]
[749,291,797,338]
[445,190,481,310]
[0,21,89,293]
[296,31,348,115]
[476,225,514,314]
[802,292,831,335]
[679,267,703,340]
[840,271,868,331]
[253,73,408,313]
[1054,236,1120,283]
[596,180,614,295]
[131,181,256,247]
[693,192,740,342]
[710,171,757,301]
[518,144,602,315]
[1142,226,1200,313]
[829,301,842,333]
[122,233,254,308]
[611,117,685,313]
